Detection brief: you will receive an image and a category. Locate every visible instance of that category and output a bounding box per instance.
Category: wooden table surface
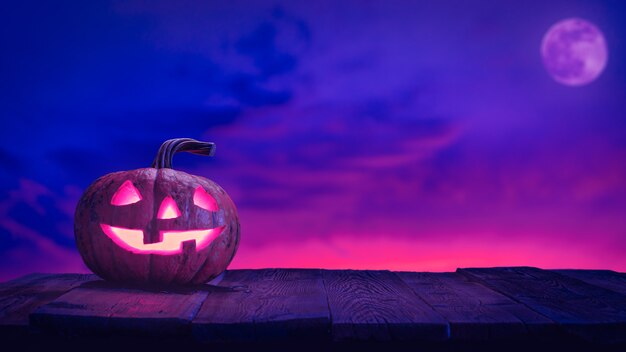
[1,267,625,349]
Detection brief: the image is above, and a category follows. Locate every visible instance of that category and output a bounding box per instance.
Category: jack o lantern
[74,138,240,285]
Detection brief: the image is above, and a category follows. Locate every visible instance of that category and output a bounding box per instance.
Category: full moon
[541,18,608,86]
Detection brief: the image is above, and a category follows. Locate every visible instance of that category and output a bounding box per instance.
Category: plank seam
[551,270,626,297]
[186,291,209,323]
[319,269,334,334]
[391,271,451,339]
[456,269,562,325]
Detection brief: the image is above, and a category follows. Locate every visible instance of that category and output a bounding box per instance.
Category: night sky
[2,0,626,281]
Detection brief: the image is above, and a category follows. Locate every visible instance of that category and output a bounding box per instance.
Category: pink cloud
[0,216,87,282]
[0,179,86,281]
[230,231,626,272]
[0,244,87,282]
[3,179,53,215]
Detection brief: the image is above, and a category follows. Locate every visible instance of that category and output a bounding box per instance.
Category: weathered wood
[458,267,626,343]
[1,267,625,345]
[193,269,330,342]
[0,273,95,328]
[553,269,626,296]
[323,270,448,341]
[31,280,209,337]
[397,272,554,340]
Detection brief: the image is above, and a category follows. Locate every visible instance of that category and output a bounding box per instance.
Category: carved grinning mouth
[100,224,224,255]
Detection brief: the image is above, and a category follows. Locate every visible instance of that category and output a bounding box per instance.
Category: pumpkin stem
[151,138,216,169]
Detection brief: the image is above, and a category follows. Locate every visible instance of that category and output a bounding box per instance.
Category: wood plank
[3,268,624,345]
[192,269,330,342]
[553,269,626,296]
[323,270,448,341]
[397,272,555,340]
[30,280,209,337]
[0,273,95,328]
[458,267,626,343]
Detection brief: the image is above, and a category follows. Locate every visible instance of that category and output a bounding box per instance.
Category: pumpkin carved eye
[111,180,142,206]
[193,186,218,211]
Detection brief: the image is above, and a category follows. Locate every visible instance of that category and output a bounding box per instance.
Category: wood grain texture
[2,268,626,345]
[323,270,448,341]
[31,280,208,337]
[396,272,554,340]
[193,269,330,342]
[552,269,626,296]
[458,267,626,343]
[0,273,95,327]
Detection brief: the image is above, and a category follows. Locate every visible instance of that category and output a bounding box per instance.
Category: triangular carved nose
[158,196,181,219]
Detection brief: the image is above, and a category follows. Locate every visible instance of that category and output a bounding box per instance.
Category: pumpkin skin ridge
[168,169,239,284]
[158,168,184,285]
[190,220,238,284]
[173,169,233,283]
[76,169,156,283]
[148,168,157,283]
[146,168,224,284]
[191,191,241,284]
[75,158,239,285]
[197,218,240,284]
[75,170,141,281]
[74,172,110,278]
[112,169,155,282]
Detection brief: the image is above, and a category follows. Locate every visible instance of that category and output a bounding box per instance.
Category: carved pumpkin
[74,138,240,285]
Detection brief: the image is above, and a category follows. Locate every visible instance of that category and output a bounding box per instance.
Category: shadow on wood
[1,267,625,350]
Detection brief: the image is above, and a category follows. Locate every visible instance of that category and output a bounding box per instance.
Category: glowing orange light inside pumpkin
[158,196,181,219]
[100,224,224,255]
[193,186,219,211]
[103,181,225,255]
[111,180,142,205]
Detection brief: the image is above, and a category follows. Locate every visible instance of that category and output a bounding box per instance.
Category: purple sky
[1,0,625,281]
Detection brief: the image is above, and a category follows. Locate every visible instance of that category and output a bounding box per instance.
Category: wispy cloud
[2,0,626,280]
[0,179,86,281]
